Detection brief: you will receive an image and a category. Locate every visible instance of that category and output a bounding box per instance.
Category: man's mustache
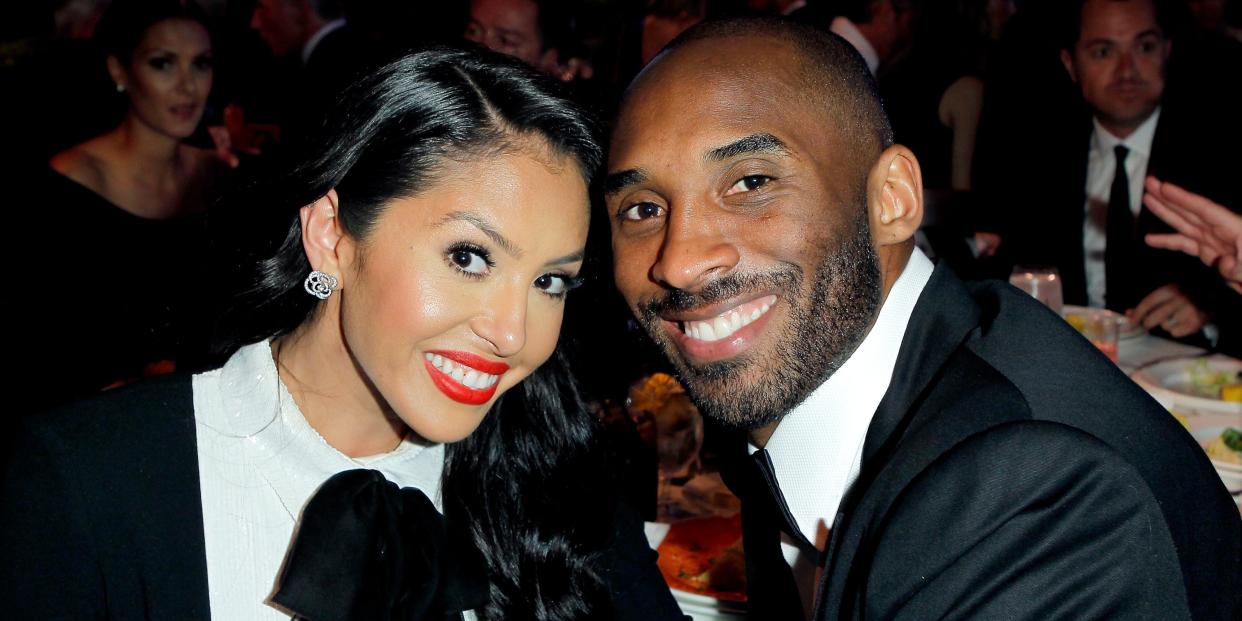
[638,269,800,322]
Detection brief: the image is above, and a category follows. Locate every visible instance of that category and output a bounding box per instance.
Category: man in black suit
[605,16,1241,620]
[997,0,1242,345]
[250,0,350,78]
[243,0,359,135]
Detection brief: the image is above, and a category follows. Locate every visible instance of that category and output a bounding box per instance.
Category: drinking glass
[1009,265,1064,314]
[1083,310,1121,363]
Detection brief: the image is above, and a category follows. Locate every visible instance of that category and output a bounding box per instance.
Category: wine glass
[1009,265,1064,315]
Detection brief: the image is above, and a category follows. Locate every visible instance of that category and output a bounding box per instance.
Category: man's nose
[1116,49,1138,78]
[649,205,740,292]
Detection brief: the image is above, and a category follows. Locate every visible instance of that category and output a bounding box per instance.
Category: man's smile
[658,294,780,363]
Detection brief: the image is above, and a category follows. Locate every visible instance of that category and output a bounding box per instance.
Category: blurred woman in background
[14,0,222,416]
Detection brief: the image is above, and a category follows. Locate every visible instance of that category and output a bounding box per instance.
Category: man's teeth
[424,353,500,390]
[682,301,772,342]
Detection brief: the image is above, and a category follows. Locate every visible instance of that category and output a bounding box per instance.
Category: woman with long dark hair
[1,45,681,621]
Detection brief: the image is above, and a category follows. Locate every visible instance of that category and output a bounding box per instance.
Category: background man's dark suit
[1002,96,1242,315]
[725,264,1241,619]
[973,0,1242,350]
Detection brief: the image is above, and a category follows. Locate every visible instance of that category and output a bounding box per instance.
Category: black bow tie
[272,469,489,621]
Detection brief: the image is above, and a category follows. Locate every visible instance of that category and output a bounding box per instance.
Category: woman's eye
[448,246,491,276]
[147,57,172,70]
[620,202,663,221]
[193,56,214,71]
[534,273,575,297]
[725,175,771,196]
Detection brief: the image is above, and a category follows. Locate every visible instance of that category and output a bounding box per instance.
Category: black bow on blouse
[271,469,489,621]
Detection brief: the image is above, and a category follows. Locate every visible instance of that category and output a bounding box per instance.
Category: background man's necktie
[1105,144,1136,311]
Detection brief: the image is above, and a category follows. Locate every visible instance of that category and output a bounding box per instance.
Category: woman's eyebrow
[546,249,585,266]
[435,210,523,258]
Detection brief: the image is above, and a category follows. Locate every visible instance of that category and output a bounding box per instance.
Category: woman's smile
[423,350,509,404]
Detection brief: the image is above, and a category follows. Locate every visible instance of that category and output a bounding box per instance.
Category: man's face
[464,0,545,68]
[250,0,307,58]
[1063,0,1169,136]
[606,36,882,431]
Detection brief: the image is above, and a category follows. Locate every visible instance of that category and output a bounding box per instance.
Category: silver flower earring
[303,270,339,300]
[116,83,125,93]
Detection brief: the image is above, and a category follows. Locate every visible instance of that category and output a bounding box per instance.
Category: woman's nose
[470,283,529,358]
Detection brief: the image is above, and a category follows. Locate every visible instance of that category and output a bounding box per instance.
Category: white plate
[1062,305,1144,340]
[672,588,747,619]
[1190,427,1242,502]
[1131,355,1242,416]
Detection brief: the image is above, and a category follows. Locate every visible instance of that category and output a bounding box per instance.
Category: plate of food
[656,514,747,619]
[1131,355,1242,416]
[1062,305,1144,340]
[1190,426,1242,504]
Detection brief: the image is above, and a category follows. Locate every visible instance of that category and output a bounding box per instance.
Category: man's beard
[636,208,882,431]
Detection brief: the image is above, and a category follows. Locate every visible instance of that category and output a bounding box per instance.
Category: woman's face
[113,18,213,140]
[338,147,590,443]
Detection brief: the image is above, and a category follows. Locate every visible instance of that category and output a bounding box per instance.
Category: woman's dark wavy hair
[214,46,611,620]
[96,0,211,64]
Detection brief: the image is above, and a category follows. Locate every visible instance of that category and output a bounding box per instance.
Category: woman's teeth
[424,353,500,390]
[681,299,773,342]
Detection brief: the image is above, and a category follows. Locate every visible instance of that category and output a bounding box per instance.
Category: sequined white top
[192,340,448,620]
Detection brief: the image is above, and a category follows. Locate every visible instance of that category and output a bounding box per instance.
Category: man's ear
[867,144,923,248]
[1060,48,1078,83]
[299,189,350,286]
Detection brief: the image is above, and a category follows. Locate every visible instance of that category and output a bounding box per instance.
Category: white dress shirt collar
[194,340,447,619]
[302,18,347,66]
[830,16,880,75]
[1091,106,1160,163]
[781,0,808,15]
[753,248,935,550]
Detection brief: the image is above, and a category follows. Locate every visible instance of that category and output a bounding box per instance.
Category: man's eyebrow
[603,168,648,198]
[705,133,790,162]
[434,210,523,258]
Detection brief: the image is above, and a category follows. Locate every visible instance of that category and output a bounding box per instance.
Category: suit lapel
[861,264,980,466]
[817,265,979,617]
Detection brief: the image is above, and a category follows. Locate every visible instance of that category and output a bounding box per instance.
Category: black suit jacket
[727,264,1241,619]
[0,375,683,620]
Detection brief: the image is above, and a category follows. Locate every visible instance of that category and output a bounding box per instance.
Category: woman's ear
[106,55,126,91]
[299,189,349,286]
[867,144,924,248]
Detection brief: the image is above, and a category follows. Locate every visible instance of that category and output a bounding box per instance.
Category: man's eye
[620,202,664,221]
[1089,45,1113,59]
[725,175,771,196]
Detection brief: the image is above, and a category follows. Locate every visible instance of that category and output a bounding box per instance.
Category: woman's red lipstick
[423,350,510,405]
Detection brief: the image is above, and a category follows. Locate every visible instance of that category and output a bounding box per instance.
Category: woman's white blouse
[193,341,447,619]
